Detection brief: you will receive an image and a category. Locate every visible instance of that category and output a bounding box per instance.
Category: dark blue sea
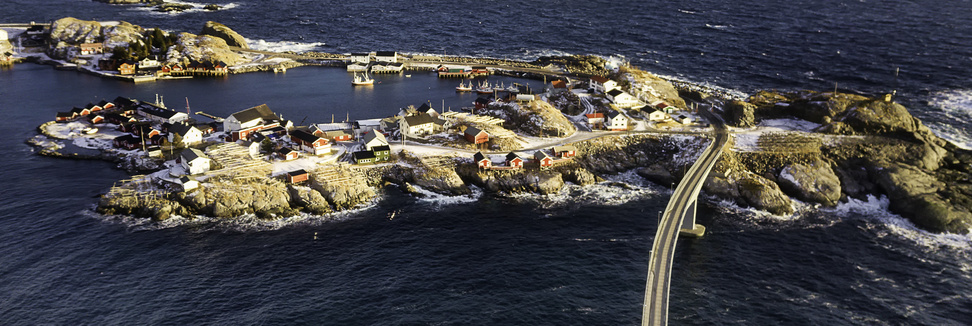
[2,0,972,324]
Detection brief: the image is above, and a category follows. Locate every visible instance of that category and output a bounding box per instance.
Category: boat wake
[927,89,972,150]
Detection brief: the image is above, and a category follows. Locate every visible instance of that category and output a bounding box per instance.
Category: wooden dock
[195,111,224,122]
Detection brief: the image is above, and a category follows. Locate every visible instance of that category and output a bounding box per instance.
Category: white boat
[81,127,98,134]
[456,80,472,92]
[405,74,412,78]
[475,80,493,94]
[493,81,506,92]
[352,72,374,86]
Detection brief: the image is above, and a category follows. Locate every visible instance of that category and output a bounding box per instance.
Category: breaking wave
[927,89,972,150]
[246,39,327,53]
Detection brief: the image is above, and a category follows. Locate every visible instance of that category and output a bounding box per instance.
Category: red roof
[656,103,669,109]
[585,113,604,119]
[590,76,610,84]
[551,80,567,89]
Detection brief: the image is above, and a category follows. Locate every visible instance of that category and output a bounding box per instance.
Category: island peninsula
[10,17,971,234]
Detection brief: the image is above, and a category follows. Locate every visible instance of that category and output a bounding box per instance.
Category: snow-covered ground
[731,118,822,152]
[269,144,345,176]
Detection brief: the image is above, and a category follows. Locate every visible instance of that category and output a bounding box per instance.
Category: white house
[139,55,161,69]
[646,108,669,122]
[167,123,203,146]
[354,118,382,138]
[179,176,199,191]
[375,51,397,63]
[590,76,618,93]
[363,131,388,151]
[180,148,211,175]
[400,113,437,137]
[606,89,641,108]
[349,52,370,64]
[676,115,693,124]
[606,111,629,131]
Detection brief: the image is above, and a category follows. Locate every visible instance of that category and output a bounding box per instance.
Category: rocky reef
[710,90,972,234]
[165,32,245,66]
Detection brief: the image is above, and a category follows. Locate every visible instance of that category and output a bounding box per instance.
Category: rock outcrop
[200,21,248,49]
[872,163,972,233]
[704,171,794,215]
[166,32,245,66]
[50,17,102,45]
[724,100,756,128]
[777,159,841,206]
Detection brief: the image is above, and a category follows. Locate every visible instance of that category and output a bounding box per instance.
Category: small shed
[505,152,524,169]
[277,147,299,161]
[534,151,554,170]
[287,169,309,184]
[464,126,489,144]
[179,176,199,191]
[553,145,577,158]
[473,151,491,169]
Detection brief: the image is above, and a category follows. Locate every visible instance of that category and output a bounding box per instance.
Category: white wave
[245,39,327,53]
[502,177,658,211]
[705,24,731,30]
[84,197,382,232]
[927,89,972,150]
[130,1,239,15]
[411,184,483,205]
[832,195,972,250]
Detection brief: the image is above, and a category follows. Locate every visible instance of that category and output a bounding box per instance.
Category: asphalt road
[642,107,729,326]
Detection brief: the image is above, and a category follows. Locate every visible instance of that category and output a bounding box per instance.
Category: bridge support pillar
[679,199,706,237]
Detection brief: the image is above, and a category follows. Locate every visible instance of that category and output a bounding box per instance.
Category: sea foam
[928,89,972,150]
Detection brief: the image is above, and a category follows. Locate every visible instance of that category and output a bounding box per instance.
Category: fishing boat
[475,80,494,94]
[506,83,520,93]
[456,80,472,92]
[351,72,374,86]
[493,81,506,92]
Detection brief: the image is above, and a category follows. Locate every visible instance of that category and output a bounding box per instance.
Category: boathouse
[534,151,554,170]
[290,129,331,155]
[464,126,489,144]
[473,152,491,170]
[506,152,524,169]
[286,169,309,184]
[553,145,577,158]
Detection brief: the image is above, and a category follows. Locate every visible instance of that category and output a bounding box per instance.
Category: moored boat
[352,72,374,86]
[475,80,494,94]
[456,80,472,92]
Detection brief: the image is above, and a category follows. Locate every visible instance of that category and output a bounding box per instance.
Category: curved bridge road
[642,107,730,326]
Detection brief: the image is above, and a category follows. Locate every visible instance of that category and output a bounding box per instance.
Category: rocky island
[14,16,970,235]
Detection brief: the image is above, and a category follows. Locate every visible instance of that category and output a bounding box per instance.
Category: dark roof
[353,150,376,160]
[607,110,625,119]
[287,169,308,177]
[473,151,488,162]
[506,152,522,161]
[375,51,397,57]
[290,129,323,143]
[350,52,370,56]
[85,102,97,110]
[113,96,135,108]
[97,100,112,107]
[114,134,139,142]
[372,145,390,153]
[181,148,208,162]
[277,147,296,155]
[56,112,74,118]
[403,113,436,127]
[607,89,624,97]
[71,107,85,114]
[168,123,199,136]
[464,126,487,137]
[140,103,182,119]
[475,97,491,105]
[230,104,277,124]
[534,150,552,160]
[417,103,433,112]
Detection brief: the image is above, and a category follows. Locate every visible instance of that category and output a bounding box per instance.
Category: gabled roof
[403,113,436,126]
[372,145,390,153]
[553,145,577,153]
[585,113,604,119]
[113,96,135,108]
[590,76,610,84]
[607,89,624,97]
[97,100,112,107]
[56,112,74,118]
[473,151,488,162]
[290,129,324,143]
[277,147,296,155]
[534,150,552,160]
[506,152,522,161]
[181,148,208,162]
[417,103,434,113]
[287,169,308,177]
[353,150,376,160]
[464,126,488,137]
[607,110,626,119]
[168,123,200,136]
[230,104,277,124]
[140,103,182,119]
[363,131,388,145]
[551,80,567,89]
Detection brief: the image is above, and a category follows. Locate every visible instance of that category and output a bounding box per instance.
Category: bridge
[642,107,730,326]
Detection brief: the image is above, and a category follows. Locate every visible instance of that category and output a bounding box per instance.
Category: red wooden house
[585,113,605,129]
[474,97,491,111]
[55,112,75,122]
[464,126,489,144]
[505,152,524,169]
[473,152,491,169]
[534,151,554,170]
[89,115,105,124]
[286,169,309,184]
[290,129,332,155]
[86,103,103,113]
[552,145,577,158]
[277,147,299,161]
[118,61,137,75]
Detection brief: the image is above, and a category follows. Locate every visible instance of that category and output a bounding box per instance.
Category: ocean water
[2,0,972,324]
